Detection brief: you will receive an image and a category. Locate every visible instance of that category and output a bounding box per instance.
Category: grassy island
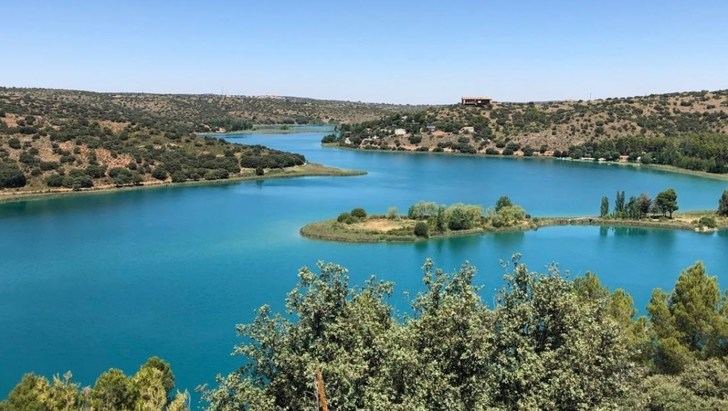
[301,198,536,243]
[302,190,728,243]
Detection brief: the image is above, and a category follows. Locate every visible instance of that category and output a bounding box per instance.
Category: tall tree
[615,191,626,215]
[600,195,610,217]
[719,190,728,217]
[655,188,679,218]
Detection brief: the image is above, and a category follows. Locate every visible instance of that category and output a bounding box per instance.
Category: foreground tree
[203,258,638,410]
[647,262,728,374]
[0,357,188,411]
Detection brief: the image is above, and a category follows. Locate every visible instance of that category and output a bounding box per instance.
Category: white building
[394,128,407,136]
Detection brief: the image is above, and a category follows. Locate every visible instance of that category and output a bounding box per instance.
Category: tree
[1,357,188,410]
[495,196,512,212]
[445,204,482,230]
[491,205,526,227]
[615,191,626,215]
[408,201,438,220]
[600,195,609,217]
[203,259,638,410]
[413,221,428,237]
[648,262,726,373]
[655,188,679,218]
[435,205,446,232]
[0,163,27,188]
[718,190,728,217]
[350,208,367,219]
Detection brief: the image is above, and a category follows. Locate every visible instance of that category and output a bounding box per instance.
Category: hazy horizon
[2,1,727,104]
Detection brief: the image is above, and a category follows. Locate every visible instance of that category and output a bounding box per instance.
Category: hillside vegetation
[334,89,728,173]
[0,88,407,195]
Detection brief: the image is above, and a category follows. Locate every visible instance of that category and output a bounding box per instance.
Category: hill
[333,90,728,174]
[0,87,402,196]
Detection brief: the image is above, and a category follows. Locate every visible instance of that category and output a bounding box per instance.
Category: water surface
[1,127,727,398]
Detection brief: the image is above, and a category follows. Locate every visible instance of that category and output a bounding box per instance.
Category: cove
[1,126,727,399]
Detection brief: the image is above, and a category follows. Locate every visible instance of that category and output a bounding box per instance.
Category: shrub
[85,164,107,179]
[491,205,527,228]
[108,167,141,186]
[0,163,27,188]
[255,166,264,176]
[496,196,513,211]
[151,168,168,180]
[8,137,21,149]
[337,212,355,224]
[485,147,499,155]
[45,173,64,187]
[446,204,483,230]
[386,207,398,219]
[414,221,429,237]
[698,216,717,229]
[408,201,438,220]
[321,134,338,144]
[408,135,422,144]
[350,208,367,219]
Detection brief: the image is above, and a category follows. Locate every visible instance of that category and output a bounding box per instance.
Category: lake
[1,126,727,400]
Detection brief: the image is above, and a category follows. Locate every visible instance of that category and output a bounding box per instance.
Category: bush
[446,204,483,230]
[408,201,438,220]
[491,205,527,228]
[45,173,64,187]
[698,216,717,229]
[152,168,168,180]
[8,137,21,149]
[337,212,355,224]
[485,147,499,155]
[255,166,264,176]
[321,134,338,144]
[85,164,107,179]
[496,196,513,211]
[414,221,429,237]
[351,208,367,219]
[0,163,27,188]
[108,167,141,186]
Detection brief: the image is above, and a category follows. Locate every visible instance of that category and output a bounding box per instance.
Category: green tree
[413,221,428,237]
[445,204,482,230]
[495,196,512,212]
[351,208,367,219]
[648,262,726,373]
[600,195,609,217]
[615,191,626,215]
[718,190,728,216]
[655,188,679,218]
[0,162,26,188]
[434,205,446,232]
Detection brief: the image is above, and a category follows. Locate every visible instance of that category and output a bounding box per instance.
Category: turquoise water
[2,127,728,399]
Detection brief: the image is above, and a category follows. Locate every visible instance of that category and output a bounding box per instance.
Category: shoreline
[327,144,728,182]
[0,163,365,204]
[197,124,335,136]
[300,212,727,244]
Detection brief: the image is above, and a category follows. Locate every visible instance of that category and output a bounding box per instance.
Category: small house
[461,96,492,107]
[394,128,407,136]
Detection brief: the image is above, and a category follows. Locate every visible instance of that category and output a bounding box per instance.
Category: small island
[301,190,728,243]
[301,197,536,243]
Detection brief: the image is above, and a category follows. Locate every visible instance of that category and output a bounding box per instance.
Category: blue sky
[2,1,727,103]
